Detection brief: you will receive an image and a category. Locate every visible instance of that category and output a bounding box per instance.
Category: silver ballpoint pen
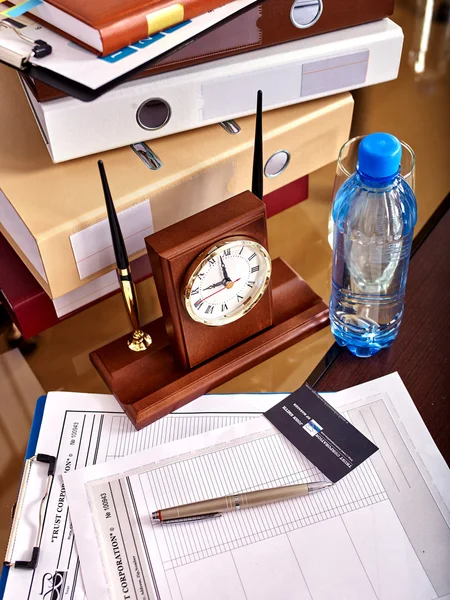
[152,481,332,524]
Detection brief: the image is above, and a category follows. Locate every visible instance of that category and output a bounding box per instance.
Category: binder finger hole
[264,150,291,178]
[136,98,171,130]
[290,0,323,29]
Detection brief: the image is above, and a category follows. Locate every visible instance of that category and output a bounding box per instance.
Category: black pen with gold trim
[98,160,152,352]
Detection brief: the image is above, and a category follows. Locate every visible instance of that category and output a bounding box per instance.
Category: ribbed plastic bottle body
[329,172,417,357]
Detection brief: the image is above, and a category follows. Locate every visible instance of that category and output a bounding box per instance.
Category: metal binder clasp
[131,142,163,170]
[219,120,241,135]
[4,453,56,569]
[0,20,51,69]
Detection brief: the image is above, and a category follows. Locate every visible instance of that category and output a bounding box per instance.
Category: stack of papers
[2,374,450,600]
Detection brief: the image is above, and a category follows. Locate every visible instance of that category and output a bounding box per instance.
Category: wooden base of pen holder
[90,258,329,430]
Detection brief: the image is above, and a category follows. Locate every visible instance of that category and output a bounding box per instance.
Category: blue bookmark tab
[1,0,43,18]
[164,20,192,34]
[131,33,165,49]
[101,45,138,63]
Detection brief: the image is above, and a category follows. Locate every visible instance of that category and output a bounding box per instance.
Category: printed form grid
[140,430,387,569]
[106,414,256,460]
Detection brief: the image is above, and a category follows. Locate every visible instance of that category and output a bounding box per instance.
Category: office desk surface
[0,1,449,560]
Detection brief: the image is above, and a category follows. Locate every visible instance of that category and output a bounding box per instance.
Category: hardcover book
[8,0,236,56]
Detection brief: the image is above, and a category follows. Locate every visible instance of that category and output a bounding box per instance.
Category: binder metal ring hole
[264,150,291,178]
[136,98,171,131]
[131,142,163,170]
[290,0,323,29]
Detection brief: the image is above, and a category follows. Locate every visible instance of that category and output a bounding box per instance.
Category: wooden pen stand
[90,258,329,430]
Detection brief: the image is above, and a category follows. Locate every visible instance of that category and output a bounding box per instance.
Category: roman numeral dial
[184,238,271,327]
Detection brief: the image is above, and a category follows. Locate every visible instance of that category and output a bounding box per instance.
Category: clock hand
[219,255,231,282]
[202,281,226,291]
[198,279,241,303]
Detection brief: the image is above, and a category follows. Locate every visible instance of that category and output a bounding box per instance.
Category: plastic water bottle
[329,133,417,358]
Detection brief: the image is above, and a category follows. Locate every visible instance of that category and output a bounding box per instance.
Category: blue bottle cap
[357,133,402,180]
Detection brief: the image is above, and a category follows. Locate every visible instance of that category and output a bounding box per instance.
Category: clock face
[183,237,271,326]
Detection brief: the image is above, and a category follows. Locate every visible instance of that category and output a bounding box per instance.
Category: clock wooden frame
[146,191,273,369]
[90,255,328,429]
[90,91,329,429]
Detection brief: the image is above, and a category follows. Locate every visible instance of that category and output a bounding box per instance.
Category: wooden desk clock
[91,92,329,429]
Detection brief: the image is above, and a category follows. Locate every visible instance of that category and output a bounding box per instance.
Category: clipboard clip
[4,453,56,570]
[0,19,51,69]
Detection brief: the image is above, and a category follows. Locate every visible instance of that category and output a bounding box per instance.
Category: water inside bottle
[330,186,414,356]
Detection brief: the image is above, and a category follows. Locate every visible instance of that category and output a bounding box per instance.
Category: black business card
[264,385,378,482]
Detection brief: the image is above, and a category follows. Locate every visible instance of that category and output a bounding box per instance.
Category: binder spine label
[301,50,369,97]
[200,49,370,122]
[200,63,301,121]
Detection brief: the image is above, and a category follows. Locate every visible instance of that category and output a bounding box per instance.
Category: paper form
[64,374,450,600]
[1,392,283,600]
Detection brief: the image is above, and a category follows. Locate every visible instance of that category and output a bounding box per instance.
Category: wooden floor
[1,0,449,559]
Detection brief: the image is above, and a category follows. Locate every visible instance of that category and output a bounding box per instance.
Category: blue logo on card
[303,419,323,437]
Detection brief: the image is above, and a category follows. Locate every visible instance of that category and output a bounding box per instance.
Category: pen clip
[157,513,223,525]
[4,453,56,569]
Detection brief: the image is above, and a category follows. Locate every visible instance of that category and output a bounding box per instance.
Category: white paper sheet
[65,374,450,600]
[70,201,153,280]
[0,189,47,282]
[1,391,284,600]
[0,1,258,91]
[52,270,120,317]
